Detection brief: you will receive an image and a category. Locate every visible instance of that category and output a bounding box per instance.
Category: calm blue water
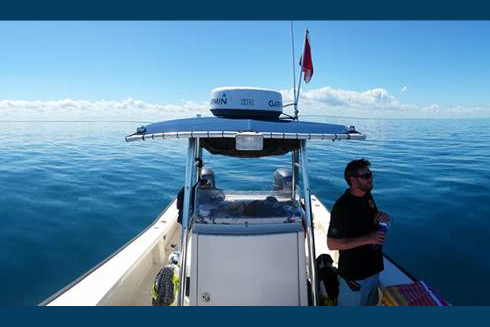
[1,117,489,305]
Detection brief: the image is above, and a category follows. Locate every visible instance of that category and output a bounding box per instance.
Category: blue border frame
[2,1,490,325]
[2,0,490,19]
[1,306,488,326]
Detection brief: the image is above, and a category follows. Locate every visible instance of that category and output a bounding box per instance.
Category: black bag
[177,184,197,224]
[316,253,339,305]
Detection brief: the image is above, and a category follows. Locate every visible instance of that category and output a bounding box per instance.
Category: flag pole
[295,73,303,120]
[290,21,298,120]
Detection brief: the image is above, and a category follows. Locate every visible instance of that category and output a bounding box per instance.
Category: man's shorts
[338,273,380,306]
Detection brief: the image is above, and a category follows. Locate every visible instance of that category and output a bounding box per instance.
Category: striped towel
[381,281,451,306]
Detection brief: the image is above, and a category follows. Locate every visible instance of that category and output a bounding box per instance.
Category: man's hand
[366,230,385,245]
[374,211,390,224]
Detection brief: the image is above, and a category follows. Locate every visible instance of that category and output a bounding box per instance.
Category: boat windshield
[195,189,301,223]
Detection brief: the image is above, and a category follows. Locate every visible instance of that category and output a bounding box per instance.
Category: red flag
[299,30,313,83]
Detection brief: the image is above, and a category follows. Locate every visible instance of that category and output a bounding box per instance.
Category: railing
[126,131,366,143]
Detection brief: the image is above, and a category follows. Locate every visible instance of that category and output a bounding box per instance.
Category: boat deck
[45,195,414,306]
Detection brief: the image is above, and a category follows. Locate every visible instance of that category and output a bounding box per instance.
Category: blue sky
[1,21,490,119]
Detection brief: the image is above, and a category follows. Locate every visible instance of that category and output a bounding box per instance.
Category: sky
[1,21,490,120]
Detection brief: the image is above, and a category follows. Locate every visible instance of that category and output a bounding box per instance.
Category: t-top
[327,189,384,281]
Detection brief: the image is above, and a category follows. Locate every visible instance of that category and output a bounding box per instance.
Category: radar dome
[210,87,283,119]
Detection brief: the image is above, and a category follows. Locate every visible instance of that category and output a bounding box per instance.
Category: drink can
[378,222,388,233]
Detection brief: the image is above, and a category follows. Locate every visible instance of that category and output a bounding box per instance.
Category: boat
[41,87,448,306]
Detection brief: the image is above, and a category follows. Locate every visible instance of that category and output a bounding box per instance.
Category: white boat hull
[43,195,414,306]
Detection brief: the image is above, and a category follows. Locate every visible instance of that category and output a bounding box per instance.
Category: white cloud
[1,87,490,120]
[281,87,399,110]
[280,86,490,118]
[280,86,404,118]
[401,86,407,93]
[0,98,208,121]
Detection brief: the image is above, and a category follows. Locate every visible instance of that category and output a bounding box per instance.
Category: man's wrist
[358,235,369,246]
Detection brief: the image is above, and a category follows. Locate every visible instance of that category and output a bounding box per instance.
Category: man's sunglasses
[355,172,373,180]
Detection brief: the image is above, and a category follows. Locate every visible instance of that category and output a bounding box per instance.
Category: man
[327,159,390,306]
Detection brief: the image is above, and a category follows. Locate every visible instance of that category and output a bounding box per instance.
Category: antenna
[290,21,298,120]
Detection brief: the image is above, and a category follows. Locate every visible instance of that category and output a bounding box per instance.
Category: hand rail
[178,138,197,306]
[300,140,318,306]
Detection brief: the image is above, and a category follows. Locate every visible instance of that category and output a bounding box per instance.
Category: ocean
[1,117,489,305]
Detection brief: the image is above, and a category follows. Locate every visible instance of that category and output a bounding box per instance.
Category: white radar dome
[210,87,283,119]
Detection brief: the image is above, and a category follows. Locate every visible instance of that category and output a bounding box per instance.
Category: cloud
[280,86,404,117]
[0,98,208,121]
[282,87,399,109]
[1,87,490,120]
[280,86,490,118]
[401,86,407,93]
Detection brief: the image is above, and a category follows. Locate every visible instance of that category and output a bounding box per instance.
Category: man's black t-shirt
[327,189,384,280]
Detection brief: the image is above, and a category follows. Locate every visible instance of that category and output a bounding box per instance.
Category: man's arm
[327,230,385,251]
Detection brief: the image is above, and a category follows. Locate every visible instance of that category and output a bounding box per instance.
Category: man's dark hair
[344,159,371,186]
